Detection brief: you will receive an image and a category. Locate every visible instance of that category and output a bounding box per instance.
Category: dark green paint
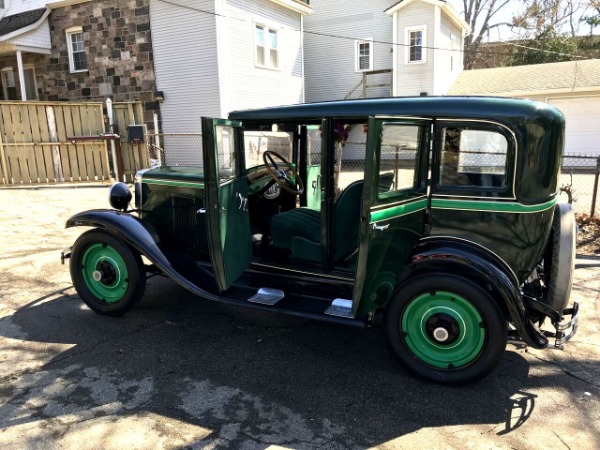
[353,118,430,316]
[202,118,252,291]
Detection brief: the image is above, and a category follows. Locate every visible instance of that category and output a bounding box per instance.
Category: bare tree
[460,0,584,68]
[462,0,514,69]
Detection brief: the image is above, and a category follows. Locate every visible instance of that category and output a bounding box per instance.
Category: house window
[406,27,426,63]
[0,1,5,9]
[66,27,87,72]
[255,25,278,69]
[24,66,38,100]
[355,39,373,72]
[1,68,17,100]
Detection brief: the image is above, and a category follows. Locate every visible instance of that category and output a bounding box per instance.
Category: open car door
[201,117,252,292]
[352,116,431,316]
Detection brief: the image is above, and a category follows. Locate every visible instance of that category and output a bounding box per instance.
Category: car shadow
[0,276,570,447]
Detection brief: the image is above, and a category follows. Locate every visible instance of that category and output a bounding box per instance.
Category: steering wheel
[262,151,304,195]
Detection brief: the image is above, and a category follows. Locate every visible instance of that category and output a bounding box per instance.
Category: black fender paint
[400,238,548,349]
[66,209,221,302]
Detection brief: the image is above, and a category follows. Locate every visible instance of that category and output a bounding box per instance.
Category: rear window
[439,127,508,189]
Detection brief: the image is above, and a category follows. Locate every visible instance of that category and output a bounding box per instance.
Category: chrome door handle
[237,192,248,211]
[197,208,206,214]
[372,223,390,231]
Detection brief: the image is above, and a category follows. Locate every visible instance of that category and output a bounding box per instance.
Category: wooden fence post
[45,105,64,182]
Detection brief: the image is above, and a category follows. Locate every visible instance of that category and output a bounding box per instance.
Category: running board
[325,298,353,318]
[248,288,285,306]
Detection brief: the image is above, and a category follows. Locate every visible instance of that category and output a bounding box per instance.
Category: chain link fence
[144,133,600,217]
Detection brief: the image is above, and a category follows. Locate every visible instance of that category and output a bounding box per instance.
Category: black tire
[544,203,576,311]
[70,229,146,316]
[385,274,507,385]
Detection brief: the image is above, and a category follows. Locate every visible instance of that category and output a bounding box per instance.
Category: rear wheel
[70,230,146,316]
[385,274,506,385]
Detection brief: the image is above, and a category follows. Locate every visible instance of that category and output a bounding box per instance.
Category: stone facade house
[0,0,158,126]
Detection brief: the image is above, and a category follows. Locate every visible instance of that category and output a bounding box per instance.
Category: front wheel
[385,275,507,385]
[70,230,146,316]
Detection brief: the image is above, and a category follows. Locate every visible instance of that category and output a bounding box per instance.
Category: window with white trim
[450,33,457,71]
[255,25,278,69]
[406,27,426,63]
[66,27,87,72]
[355,39,373,72]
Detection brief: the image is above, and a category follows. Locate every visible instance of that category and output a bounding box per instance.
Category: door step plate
[248,288,285,306]
[325,298,353,318]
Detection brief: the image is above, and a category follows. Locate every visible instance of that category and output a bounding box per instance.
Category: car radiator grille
[172,195,198,247]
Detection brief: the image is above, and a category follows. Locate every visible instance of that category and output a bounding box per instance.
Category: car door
[352,117,431,316]
[202,117,252,292]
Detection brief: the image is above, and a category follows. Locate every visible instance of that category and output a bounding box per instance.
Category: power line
[156,0,591,61]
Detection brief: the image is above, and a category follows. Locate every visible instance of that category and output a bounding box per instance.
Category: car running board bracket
[248,288,285,306]
[325,298,353,318]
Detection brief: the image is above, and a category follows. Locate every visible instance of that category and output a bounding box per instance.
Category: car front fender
[65,209,220,302]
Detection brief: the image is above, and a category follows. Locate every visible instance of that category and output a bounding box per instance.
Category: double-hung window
[406,27,426,63]
[355,39,373,72]
[255,25,278,69]
[66,26,87,73]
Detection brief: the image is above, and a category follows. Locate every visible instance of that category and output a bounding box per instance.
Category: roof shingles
[449,59,600,95]
[0,8,47,38]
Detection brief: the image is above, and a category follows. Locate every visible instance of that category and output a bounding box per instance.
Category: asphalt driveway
[0,186,598,449]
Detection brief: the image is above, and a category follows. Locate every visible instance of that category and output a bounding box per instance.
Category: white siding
[304,0,393,102]
[434,14,463,94]
[395,1,436,97]
[149,0,220,165]
[6,17,50,49]
[225,0,304,113]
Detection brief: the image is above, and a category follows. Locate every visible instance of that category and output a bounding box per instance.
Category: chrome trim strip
[251,262,354,282]
[370,195,428,211]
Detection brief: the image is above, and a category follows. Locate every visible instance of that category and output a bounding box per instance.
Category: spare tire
[544,203,576,312]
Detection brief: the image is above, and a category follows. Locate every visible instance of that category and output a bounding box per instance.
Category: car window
[216,125,238,182]
[378,123,421,199]
[244,130,293,171]
[439,127,508,189]
[335,122,367,198]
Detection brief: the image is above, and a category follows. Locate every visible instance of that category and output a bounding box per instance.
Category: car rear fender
[399,238,549,349]
[65,209,220,301]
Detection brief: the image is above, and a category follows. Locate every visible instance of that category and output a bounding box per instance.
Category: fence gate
[112,102,148,182]
[0,101,109,185]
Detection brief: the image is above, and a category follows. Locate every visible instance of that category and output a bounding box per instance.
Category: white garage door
[548,96,600,157]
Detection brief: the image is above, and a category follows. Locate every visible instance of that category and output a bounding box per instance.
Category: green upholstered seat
[270,180,365,263]
[270,173,395,263]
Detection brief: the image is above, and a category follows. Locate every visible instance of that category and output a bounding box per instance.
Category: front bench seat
[270,180,364,263]
[270,173,394,263]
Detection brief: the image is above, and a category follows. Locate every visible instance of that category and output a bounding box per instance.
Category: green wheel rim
[401,291,485,369]
[81,243,129,303]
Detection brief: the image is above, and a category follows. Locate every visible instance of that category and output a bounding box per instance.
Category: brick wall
[0,0,159,128]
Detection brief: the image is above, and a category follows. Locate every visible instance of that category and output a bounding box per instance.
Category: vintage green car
[64,97,579,385]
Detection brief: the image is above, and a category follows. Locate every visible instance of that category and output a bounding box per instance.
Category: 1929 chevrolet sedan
[63,97,579,385]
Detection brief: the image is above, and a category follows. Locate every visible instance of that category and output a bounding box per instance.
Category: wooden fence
[0,101,148,185]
